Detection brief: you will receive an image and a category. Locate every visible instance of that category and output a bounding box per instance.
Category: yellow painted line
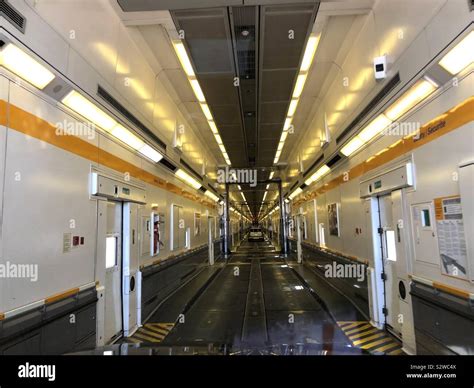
[349,328,379,340]
[139,328,165,339]
[148,324,172,335]
[388,348,404,355]
[374,342,401,353]
[144,325,169,336]
[134,332,161,343]
[345,323,373,335]
[360,337,394,350]
[339,322,367,330]
[352,332,387,346]
[126,337,141,344]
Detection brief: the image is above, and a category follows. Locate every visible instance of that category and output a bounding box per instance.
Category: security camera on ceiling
[373,55,387,80]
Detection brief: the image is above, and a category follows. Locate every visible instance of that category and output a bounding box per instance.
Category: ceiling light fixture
[62,90,117,131]
[438,30,474,75]
[0,43,55,89]
[304,164,330,186]
[176,168,202,190]
[172,41,195,77]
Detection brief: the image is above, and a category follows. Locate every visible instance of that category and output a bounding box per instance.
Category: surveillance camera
[373,55,387,80]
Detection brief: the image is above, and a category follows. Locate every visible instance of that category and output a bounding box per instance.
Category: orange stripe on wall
[296,97,474,206]
[3,100,215,209]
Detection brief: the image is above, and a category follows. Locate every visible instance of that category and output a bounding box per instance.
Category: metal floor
[122,237,403,355]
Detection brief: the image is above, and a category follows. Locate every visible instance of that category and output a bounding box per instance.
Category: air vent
[0,0,26,33]
[180,159,202,180]
[300,183,307,189]
[159,158,177,173]
[97,86,166,151]
[326,154,342,168]
[303,154,325,177]
[336,73,401,144]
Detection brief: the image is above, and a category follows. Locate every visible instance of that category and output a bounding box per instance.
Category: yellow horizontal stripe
[3,100,215,210]
[361,337,394,350]
[148,324,172,334]
[295,95,474,208]
[345,323,372,335]
[349,328,379,340]
[134,332,161,343]
[139,328,165,339]
[352,332,386,346]
[375,342,401,353]
[340,322,367,331]
[143,326,168,337]
[388,349,404,355]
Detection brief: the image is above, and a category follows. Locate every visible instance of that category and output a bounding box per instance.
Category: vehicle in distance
[249,227,264,242]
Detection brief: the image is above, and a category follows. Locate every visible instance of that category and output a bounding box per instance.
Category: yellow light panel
[0,43,55,89]
[340,136,364,156]
[172,41,195,77]
[139,144,163,162]
[190,79,205,102]
[288,99,299,117]
[300,35,320,72]
[111,125,144,150]
[438,31,474,75]
[385,79,437,120]
[293,73,307,98]
[208,120,219,134]
[304,164,330,186]
[358,114,391,142]
[62,90,117,131]
[200,103,213,121]
[176,169,202,190]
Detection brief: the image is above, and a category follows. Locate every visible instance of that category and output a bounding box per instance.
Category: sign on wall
[328,203,340,237]
[435,195,468,280]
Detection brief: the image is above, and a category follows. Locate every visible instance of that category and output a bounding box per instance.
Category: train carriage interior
[0,0,473,383]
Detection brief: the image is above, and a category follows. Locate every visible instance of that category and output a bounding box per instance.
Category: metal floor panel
[130,236,375,354]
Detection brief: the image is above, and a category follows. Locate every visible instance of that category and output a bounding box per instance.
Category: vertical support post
[223,184,231,257]
[208,217,214,265]
[296,214,302,263]
[279,180,289,255]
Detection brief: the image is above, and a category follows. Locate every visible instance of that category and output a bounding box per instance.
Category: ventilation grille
[303,154,325,178]
[326,154,342,168]
[97,85,166,151]
[180,159,202,180]
[0,0,26,33]
[336,73,401,144]
[159,158,177,173]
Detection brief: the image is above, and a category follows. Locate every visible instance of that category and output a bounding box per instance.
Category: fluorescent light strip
[205,190,219,202]
[111,124,144,150]
[288,187,303,200]
[300,34,320,72]
[200,103,213,121]
[172,41,195,77]
[293,73,307,99]
[190,79,205,102]
[0,43,55,89]
[385,78,437,121]
[304,164,330,186]
[175,169,202,190]
[287,99,299,117]
[139,144,163,162]
[357,114,391,142]
[62,90,117,131]
[438,31,474,75]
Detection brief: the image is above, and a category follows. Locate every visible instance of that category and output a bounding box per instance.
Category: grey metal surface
[410,281,474,355]
[0,287,97,355]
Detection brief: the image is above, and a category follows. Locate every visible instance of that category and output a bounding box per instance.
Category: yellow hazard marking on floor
[337,321,404,355]
[129,323,175,344]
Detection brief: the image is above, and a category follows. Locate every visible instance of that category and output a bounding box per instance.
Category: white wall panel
[29,0,121,86]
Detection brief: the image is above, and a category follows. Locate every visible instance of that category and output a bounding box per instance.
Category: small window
[386,230,397,262]
[421,209,431,227]
[106,236,117,269]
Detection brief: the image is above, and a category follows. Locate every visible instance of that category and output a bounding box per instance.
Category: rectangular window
[106,236,117,269]
[421,208,431,227]
[386,230,397,262]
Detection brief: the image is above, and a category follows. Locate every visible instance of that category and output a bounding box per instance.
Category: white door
[171,204,185,250]
[104,201,123,343]
[122,202,140,336]
[378,193,402,337]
